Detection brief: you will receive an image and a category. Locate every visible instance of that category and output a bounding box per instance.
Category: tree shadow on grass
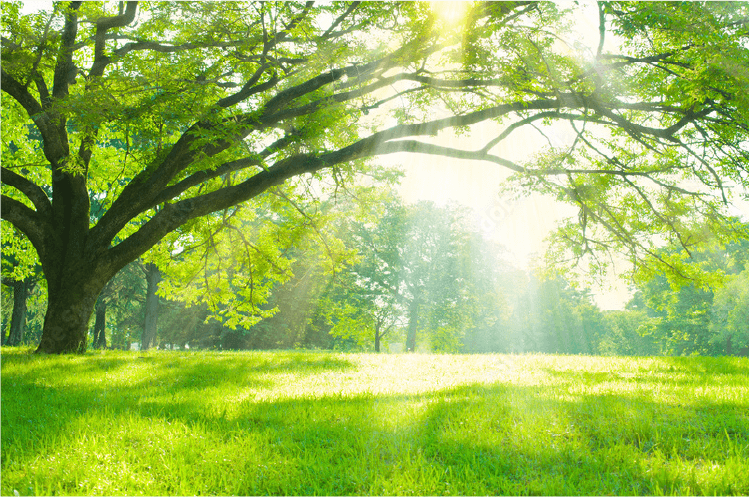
[1,351,357,464]
[208,380,748,495]
[2,352,748,495]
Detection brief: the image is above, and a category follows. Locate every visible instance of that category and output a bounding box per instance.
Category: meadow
[1,348,748,496]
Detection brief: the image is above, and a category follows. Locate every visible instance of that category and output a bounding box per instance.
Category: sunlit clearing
[430,1,472,32]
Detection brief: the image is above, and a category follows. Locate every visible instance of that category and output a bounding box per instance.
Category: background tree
[319,197,410,352]
[625,239,749,356]
[636,274,714,356]
[87,259,148,349]
[499,275,605,354]
[460,259,516,354]
[597,308,656,356]
[2,276,35,346]
[140,262,161,350]
[321,198,511,353]
[710,269,749,356]
[1,226,43,346]
[1,284,12,343]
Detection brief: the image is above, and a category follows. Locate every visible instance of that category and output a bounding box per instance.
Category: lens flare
[429,1,472,32]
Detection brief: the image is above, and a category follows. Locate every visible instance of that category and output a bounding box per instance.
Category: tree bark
[93,298,107,349]
[7,278,31,346]
[374,323,381,353]
[141,263,161,350]
[36,275,106,353]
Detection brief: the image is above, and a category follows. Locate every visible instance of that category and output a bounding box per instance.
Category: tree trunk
[374,323,381,353]
[141,263,161,350]
[93,298,107,349]
[36,276,106,353]
[406,299,419,352]
[7,278,31,346]
[0,316,8,345]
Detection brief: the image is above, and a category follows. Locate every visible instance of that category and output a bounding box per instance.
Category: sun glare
[429,1,472,32]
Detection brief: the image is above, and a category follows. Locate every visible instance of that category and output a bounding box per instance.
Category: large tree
[2,1,747,352]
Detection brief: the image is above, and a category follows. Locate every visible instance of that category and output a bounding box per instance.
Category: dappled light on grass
[2,349,748,495]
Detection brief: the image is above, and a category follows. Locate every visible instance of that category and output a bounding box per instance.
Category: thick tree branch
[95,1,138,30]
[596,1,606,58]
[266,63,530,123]
[1,70,44,117]
[1,36,21,51]
[105,153,325,265]
[1,69,69,166]
[108,110,538,267]
[217,71,280,109]
[597,49,694,69]
[151,132,299,205]
[52,2,81,100]
[88,1,138,78]
[74,2,139,171]
[29,6,57,98]
[584,96,710,143]
[268,71,409,122]
[113,39,199,55]
[96,83,710,258]
[0,196,49,257]
[91,52,405,249]
[369,98,560,143]
[1,168,53,216]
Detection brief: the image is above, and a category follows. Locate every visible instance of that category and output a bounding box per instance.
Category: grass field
[1,348,748,496]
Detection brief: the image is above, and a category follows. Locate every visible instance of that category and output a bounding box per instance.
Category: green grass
[2,349,748,496]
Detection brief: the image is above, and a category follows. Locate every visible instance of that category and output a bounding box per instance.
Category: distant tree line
[3,194,747,357]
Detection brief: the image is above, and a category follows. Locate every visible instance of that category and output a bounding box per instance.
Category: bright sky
[384,122,636,310]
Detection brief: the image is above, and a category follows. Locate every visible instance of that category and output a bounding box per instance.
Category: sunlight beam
[429,1,472,32]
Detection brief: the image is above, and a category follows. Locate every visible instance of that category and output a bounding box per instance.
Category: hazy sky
[383,1,637,310]
[384,121,638,310]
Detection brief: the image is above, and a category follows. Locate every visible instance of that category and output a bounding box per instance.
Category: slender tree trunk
[406,299,419,352]
[0,316,8,345]
[374,323,381,353]
[7,278,31,346]
[141,263,161,350]
[93,298,107,349]
[581,323,593,355]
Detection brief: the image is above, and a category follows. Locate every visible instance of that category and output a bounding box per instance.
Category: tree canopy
[2,1,748,353]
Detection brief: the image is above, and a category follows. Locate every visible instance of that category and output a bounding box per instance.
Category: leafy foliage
[620,239,749,356]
